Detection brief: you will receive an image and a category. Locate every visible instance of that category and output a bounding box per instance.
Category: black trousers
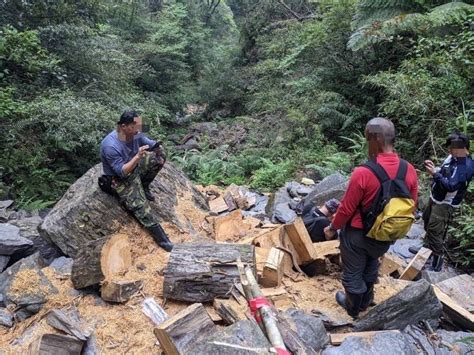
[340,227,391,294]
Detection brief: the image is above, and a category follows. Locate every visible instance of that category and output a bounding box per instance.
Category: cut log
[399,247,432,281]
[255,247,271,279]
[354,279,442,331]
[261,287,293,310]
[209,196,228,214]
[29,334,84,355]
[253,227,282,249]
[71,234,131,289]
[312,240,340,259]
[329,330,401,345]
[284,217,317,264]
[214,210,251,242]
[100,279,142,303]
[433,285,474,331]
[243,216,262,229]
[223,192,237,212]
[154,303,216,355]
[213,297,248,325]
[163,243,255,302]
[46,309,91,341]
[379,253,405,276]
[435,274,474,312]
[261,247,288,288]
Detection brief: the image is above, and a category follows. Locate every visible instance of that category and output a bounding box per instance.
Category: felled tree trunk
[71,234,131,289]
[163,243,255,302]
[39,163,208,258]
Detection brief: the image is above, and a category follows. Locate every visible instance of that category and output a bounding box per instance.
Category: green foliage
[250,160,295,191]
[448,205,474,270]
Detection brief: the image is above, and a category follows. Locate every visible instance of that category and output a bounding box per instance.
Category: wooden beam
[29,334,84,355]
[213,298,248,325]
[154,303,216,355]
[261,247,288,288]
[100,279,142,303]
[209,197,228,214]
[435,274,474,312]
[284,218,317,264]
[399,247,432,281]
[379,253,405,276]
[329,330,401,345]
[312,240,340,259]
[433,285,474,331]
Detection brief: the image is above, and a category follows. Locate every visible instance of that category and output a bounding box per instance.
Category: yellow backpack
[361,159,415,242]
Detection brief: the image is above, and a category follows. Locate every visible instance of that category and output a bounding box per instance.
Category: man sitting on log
[99,110,174,252]
[302,198,340,242]
[323,117,418,318]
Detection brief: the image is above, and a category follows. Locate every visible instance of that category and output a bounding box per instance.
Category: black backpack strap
[396,159,408,180]
[363,160,390,183]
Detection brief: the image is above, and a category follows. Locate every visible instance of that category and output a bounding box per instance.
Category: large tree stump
[71,234,131,289]
[39,163,208,258]
[163,243,255,302]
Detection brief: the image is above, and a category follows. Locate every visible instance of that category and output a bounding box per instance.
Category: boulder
[303,173,348,207]
[389,238,423,262]
[49,257,74,277]
[267,186,296,224]
[0,308,13,327]
[0,253,57,321]
[0,256,9,272]
[0,223,34,256]
[421,270,459,285]
[39,163,208,258]
[10,216,63,265]
[354,279,442,331]
[323,331,418,355]
[437,330,474,354]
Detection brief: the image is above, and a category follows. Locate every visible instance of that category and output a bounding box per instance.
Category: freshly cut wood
[253,226,302,268]
[29,334,84,355]
[261,247,288,288]
[435,274,474,312]
[312,240,340,259]
[142,297,169,326]
[209,196,228,214]
[213,297,248,325]
[214,210,251,242]
[329,330,401,345]
[433,285,474,331]
[71,234,131,289]
[46,309,90,341]
[285,217,317,264]
[100,279,143,303]
[243,216,262,229]
[399,247,432,281]
[223,192,236,211]
[154,303,216,355]
[163,243,255,302]
[255,247,271,278]
[379,253,405,276]
[262,288,293,310]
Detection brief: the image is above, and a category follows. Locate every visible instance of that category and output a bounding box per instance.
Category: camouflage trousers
[114,151,165,228]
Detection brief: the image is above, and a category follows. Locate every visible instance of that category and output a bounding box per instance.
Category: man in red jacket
[324,117,418,318]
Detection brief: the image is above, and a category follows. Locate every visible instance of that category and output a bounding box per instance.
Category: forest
[1,0,473,266]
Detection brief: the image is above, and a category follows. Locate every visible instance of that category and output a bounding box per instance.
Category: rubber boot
[143,187,155,202]
[408,245,422,254]
[335,290,364,318]
[148,224,174,252]
[431,254,444,272]
[360,282,375,311]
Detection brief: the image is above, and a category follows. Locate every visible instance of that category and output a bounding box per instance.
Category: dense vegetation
[1,0,473,267]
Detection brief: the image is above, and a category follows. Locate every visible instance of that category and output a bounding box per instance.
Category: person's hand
[136,145,149,159]
[324,226,336,240]
[424,160,436,176]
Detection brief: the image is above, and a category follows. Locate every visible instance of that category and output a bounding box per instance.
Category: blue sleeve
[139,134,156,148]
[433,161,469,192]
[103,146,126,178]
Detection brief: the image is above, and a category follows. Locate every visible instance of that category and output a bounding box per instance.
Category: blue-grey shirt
[100,130,156,178]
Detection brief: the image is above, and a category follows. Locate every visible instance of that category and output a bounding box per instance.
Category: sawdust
[8,269,50,300]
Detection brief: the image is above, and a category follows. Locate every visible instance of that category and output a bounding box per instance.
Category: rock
[389,238,423,261]
[354,279,442,331]
[0,253,57,319]
[49,257,73,277]
[193,319,271,354]
[0,256,10,272]
[282,308,330,351]
[437,329,474,354]
[0,308,13,327]
[303,173,348,207]
[0,200,14,209]
[10,216,63,265]
[421,270,459,285]
[267,186,296,223]
[175,138,200,151]
[39,163,208,258]
[0,223,34,256]
[310,309,352,329]
[406,222,425,240]
[273,203,297,224]
[322,331,418,355]
[287,181,301,198]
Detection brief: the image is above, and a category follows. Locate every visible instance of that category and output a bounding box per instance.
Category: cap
[324,198,340,215]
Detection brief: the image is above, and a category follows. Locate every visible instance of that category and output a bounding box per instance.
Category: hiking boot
[148,224,174,252]
[144,187,155,202]
[408,245,422,254]
[336,291,364,319]
[360,282,375,311]
[430,254,444,272]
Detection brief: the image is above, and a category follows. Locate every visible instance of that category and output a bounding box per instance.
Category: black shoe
[360,282,375,311]
[148,224,174,252]
[336,291,364,318]
[144,188,155,202]
[408,245,422,254]
[430,254,444,272]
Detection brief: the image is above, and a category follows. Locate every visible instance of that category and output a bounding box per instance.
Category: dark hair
[118,110,139,125]
[446,131,470,150]
[366,117,396,145]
